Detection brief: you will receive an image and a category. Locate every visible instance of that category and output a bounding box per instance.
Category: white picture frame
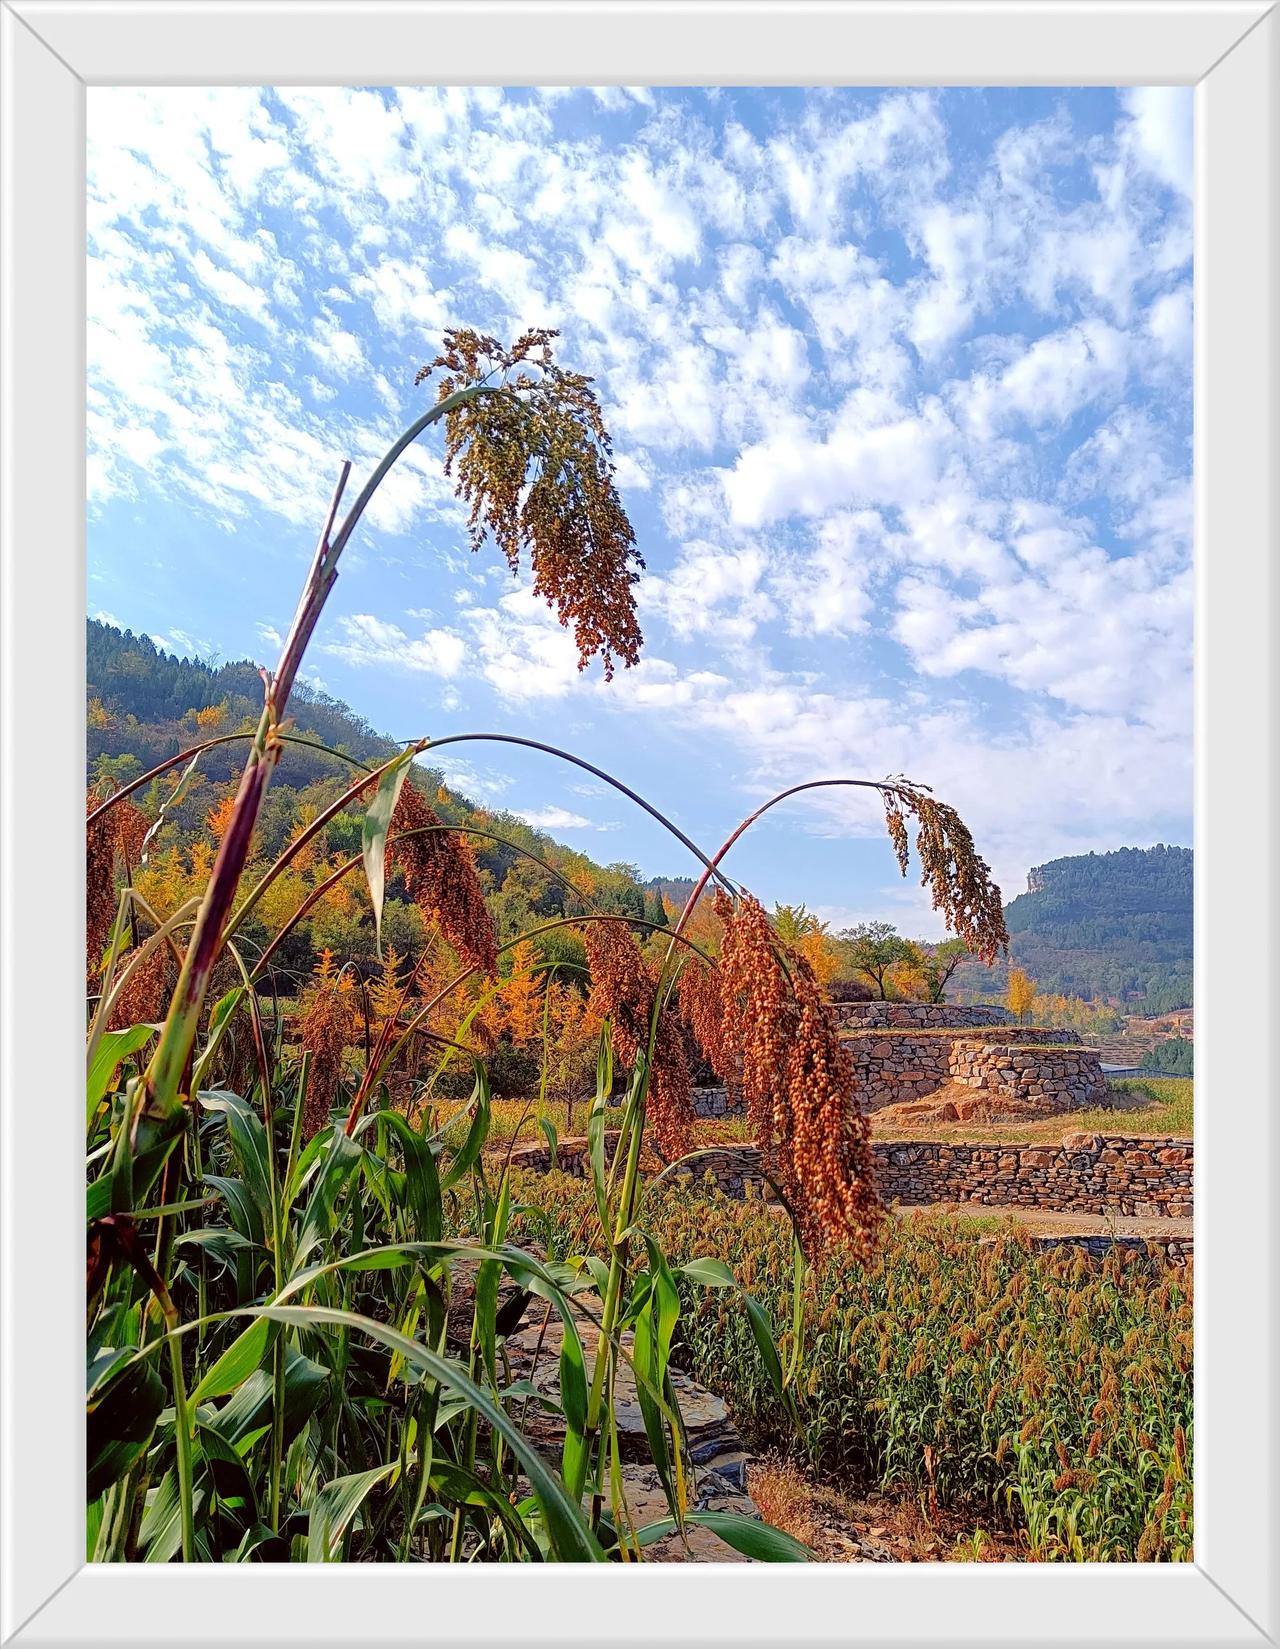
[1,2,1275,1643]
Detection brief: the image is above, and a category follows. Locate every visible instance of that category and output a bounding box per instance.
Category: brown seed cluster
[106,943,176,1032]
[417,328,643,680]
[879,781,1009,964]
[299,951,355,1137]
[582,919,692,1159]
[709,891,883,1258]
[85,789,149,978]
[388,781,497,978]
[677,956,730,1092]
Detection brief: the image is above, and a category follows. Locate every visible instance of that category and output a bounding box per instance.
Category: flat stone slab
[505,1309,762,1562]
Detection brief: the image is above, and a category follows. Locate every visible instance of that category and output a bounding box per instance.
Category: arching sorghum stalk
[582,921,692,1158]
[880,780,1008,964]
[127,328,644,1168]
[420,328,643,681]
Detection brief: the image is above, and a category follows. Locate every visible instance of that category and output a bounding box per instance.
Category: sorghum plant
[86,329,1007,1563]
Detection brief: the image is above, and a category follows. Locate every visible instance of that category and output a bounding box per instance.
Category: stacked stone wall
[876,1135,1192,1217]
[843,1025,1094,1112]
[948,1040,1107,1108]
[506,1132,1193,1221]
[833,1001,1009,1029]
[691,1085,744,1119]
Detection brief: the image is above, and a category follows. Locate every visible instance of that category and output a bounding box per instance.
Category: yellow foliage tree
[501,939,543,1045]
[1007,967,1036,1024]
[797,927,841,988]
[368,945,405,1028]
[206,791,237,844]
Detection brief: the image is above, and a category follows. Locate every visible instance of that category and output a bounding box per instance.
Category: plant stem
[581,1070,647,1508]
[168,1331,196,1562]
[131,393,494,1165]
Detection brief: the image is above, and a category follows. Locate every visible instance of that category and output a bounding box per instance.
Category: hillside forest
[89,619,1192,1102]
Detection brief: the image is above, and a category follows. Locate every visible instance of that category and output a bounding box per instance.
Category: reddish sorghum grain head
[416,328,643,681]
[582,919,692,1159]
[388,780,497,979]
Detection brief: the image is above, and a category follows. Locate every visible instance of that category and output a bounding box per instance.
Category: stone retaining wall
[508,1132,1193,1221]
[691,1085,744,1119]
[1020,1233,1192,1267]
[949,1041,1107,1108]
[877,1135,1192,1217]
[842,1025,1099,1112]
[833,1001,1009,1029]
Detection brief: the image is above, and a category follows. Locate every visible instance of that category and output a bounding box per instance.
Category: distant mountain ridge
[956,844,1192,1011]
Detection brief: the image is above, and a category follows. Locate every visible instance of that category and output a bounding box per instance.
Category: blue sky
[87,85,1192,935]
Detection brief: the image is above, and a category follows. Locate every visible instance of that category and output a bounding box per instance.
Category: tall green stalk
[128,386,492,1181]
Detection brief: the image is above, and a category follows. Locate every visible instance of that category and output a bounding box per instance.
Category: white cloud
[1121,87,1193,198]
[326,614,466,677]
[517,806,614,831]
[151,627,216,660]
[957,319,1129,436]
[640,540,775,642]
[1147,285,1192,360]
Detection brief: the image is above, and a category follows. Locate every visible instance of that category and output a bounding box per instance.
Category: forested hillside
[88,622,1193,1018]
[953,845,1192,1011]
[87,620,673,998]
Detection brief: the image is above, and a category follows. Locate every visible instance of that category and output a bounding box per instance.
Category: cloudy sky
[87,85,1192,934]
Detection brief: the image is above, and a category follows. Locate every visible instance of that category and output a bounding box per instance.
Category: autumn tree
[839,920,917,1000]
[500,937,543,1045]
[367,945,406,1029]
[773,903,841,989]
[1007,966,1036,1024]
[912,936,971,1003]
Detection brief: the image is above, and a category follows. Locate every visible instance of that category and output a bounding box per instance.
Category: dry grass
[748,1457,821,1548]
[747,1455,1026,1564]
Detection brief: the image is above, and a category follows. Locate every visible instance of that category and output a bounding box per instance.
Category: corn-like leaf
[87,1357,165,1501]
[361,747,415,959]
[678,1256,736,1289]
[307,1463,397,1561]
[375,1110,443,1245]
[190,1316,275,1403]
[87,1024,157,1124]
[237,1303,604,1562]
[216,1345,329,1449]
[438,1065,491,1190]
[634,1509,811,1562]
[475,1173,512,1388]
[200,1090,272,1234]
[538,1114,558,1169]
